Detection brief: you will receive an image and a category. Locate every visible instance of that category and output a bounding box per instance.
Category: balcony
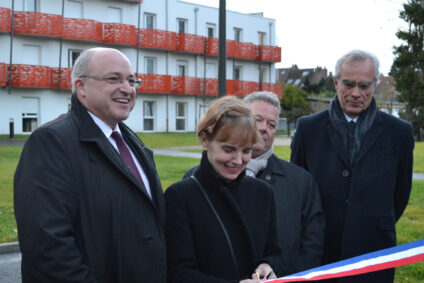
[176,33,204,54]
[63,18,103,42]
[13,11,62,37]
[197,78,218,96]
[138,74,171,94]
[172,76,199,95]
[9,64,51,88]
[104,23,137,46]
[0,63,6,86]
[205,37,218,56]
[259,45,281,62]
[51,67,72,89]
[138,29,177,51]
[227,40,258,60]
[261,82,282,98]
[227,80,259,97]
[0,8,11,32]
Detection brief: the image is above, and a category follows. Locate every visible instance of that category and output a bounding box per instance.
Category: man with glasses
[291,50,414,282]
[14,47,166,282]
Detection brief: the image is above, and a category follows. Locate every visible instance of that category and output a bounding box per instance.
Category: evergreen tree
[391,0,424,140]
[281,84,310,134]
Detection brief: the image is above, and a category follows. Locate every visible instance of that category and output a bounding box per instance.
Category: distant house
[375,76,402,117]
[276,65,329,88]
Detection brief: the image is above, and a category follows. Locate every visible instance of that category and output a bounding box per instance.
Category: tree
[391,0,424,140]
[280,84,310,134]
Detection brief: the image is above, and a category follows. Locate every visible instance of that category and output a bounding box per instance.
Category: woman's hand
[252,263,276,280]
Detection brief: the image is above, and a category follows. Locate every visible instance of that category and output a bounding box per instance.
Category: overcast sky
[184,0,408,76]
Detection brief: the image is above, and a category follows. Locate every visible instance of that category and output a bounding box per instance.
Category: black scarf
[328,95,377,166]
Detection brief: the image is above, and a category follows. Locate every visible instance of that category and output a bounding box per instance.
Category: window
[294,79,302,85]
[24,0,39,12]
[177,61,187,76]
[258,32,266,45]
[144,57,156,74]
[233,66,241,80]
[144,13,156,29]
[260,68,267,83]
[206,23,216,37]
[22,44,40,65]
[68,49,81,68]
[177,18,187,33]
[107,7,122,23]
[143,101,155,131]
[22,97,39,133]
[176,102,187,131]
[66,0,83,19]
[234,28,242,42]
[206,62,216,78]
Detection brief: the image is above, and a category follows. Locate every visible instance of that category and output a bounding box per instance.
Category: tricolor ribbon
[266,239,424,282]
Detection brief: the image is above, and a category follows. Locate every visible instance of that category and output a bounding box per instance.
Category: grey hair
[243,91,281,115]
[335,49,380,81]
[71,48,98,93]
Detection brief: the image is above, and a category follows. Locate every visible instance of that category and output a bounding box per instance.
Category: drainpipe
[8,0,15,94]
[136,0,141,75]
[165,0,169,132]
[57,0,65,90]
[194,7,199,129]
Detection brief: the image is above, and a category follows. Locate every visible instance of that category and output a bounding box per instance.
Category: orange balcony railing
[138,74,172,94]
[9,64,51,88]
[261,82,282,98]
[198,78,218,96]
[0,63,6,86]
[176,33,204,54]
[259,45,281,62]
[172,76,199,95]
[205,37,218,56]
[138,29,177,51]
[63,18,103,42]
[0,8,11,32]
[227,41,258,60]
[227,80,260,97]
[13,11,62,37]
[51,67,72,89]
[104,23,137,45]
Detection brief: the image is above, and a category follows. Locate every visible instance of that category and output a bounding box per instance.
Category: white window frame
[143,101,155,132]
[206,23,216,38]
[22,97,39,134]
[233,66,242,80]
[234,28,242,42]
[107,6,122,23]
[177,18,187,33]
[175,102,187,131]
[68,49,82,68]
[144,57,157,74]
[144,13,156,29]
[177,60,188,76]
[258,31,266,45]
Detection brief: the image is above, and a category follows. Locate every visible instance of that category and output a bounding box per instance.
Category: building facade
[0,0,281,135]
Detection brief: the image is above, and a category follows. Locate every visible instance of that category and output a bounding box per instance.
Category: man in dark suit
[14,47,166,282]
[243,91,325,275]
[291,49,414,282]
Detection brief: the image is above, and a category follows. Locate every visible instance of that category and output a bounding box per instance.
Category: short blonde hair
[197,96,261,147]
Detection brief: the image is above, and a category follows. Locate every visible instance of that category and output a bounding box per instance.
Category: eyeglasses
[341,79,374,91]
[79,75,142,89]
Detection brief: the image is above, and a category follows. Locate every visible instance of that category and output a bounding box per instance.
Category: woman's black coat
[165,152,284,282]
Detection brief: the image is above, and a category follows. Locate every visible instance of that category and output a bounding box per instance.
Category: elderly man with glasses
[14,47,166,282]
[290,49,414,283]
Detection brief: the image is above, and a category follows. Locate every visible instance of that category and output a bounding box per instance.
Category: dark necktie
[111,131,146,188]
[348,120,356,131]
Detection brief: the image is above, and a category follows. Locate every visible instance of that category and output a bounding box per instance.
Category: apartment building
[0,0,281,134]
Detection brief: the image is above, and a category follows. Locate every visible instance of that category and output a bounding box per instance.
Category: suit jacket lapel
[121,126,162,206]
[326,119,351,168]
[356,112,383,165]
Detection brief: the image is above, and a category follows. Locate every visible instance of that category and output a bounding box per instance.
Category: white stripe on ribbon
[266,239,424,282]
